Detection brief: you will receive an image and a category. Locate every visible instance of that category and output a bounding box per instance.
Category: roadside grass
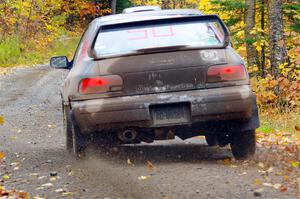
[258,108,300,138]
[0,36,79,68]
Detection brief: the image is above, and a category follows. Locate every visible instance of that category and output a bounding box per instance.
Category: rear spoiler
[90,15,230,59]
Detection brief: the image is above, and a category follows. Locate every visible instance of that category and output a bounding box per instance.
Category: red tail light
[79,75,123,94]
[206,65,247,83]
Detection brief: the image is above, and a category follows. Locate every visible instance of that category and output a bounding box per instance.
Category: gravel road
[0,65,297,198]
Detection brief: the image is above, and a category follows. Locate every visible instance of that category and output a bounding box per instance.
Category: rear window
[94,19,226,58]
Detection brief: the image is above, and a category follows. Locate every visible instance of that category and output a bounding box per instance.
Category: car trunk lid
[98,49,227,95]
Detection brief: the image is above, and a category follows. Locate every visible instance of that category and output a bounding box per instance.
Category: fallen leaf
[10,162,19,166]
[2,175,10,181]
[262,182,273,187]
[10,136,17,141]
[55,188,65,193]
[291,161,299,168]
[0,152,6,159]
[258,162,265,168]
[254,179,262,186]
[138,175,151,180]
[266,167,274,173]
[62,192,74,196]
[275,172,283,176]
[13,167,19,171]
[127,159,134,166]
[38,176,47,180]
[221,158,232,165]
[68,171,74,176]
[50,176,60,181]
[41,183,53,187]
[29,173,39,177]
[280,186,287,192]
[238,171,247,176]
[0,116,4,125]
[273,183,282,189]
[18,191,30,198]
[146,160,156,172]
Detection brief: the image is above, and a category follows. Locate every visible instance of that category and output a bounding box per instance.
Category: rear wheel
[230,130,256,160]
[205,135,218,146]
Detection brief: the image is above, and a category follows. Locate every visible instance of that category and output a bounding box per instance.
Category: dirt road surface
[0,65,298,198]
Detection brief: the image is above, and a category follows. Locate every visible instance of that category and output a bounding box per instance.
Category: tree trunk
[245,0,259,68]
[111,0,117,14]
[267,0,288,76]
[260,0,266,78]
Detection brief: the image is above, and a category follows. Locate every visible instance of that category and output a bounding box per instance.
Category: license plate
[151,104,190,126]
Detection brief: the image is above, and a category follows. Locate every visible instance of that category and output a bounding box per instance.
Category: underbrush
[258,108,300,137]
[0,36,79,67]
[252,75,300,138]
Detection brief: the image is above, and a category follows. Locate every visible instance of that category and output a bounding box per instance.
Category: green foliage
[0,37,21,66]
[0,36,80,67]
[117,0,132,13]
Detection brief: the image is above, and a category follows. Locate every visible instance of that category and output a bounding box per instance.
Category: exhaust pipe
[117,129,137,143]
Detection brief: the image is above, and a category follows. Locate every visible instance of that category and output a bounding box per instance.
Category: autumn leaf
[290,161,299,168]
[146,160,156,172]
[280,186,287,192]
[2,175,10,181]
[62,192,74,196]
[220,158,232,165]
[273,184,282,189]
[0,152,6,159]
[138,175,151,180]
[0,116,4,125]
[127,159,134,166]
[254,179,262,186]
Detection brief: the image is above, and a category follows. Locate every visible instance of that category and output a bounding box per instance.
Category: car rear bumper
[71,85,255,133]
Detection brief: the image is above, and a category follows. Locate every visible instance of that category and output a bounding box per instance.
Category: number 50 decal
[127,26,174,40]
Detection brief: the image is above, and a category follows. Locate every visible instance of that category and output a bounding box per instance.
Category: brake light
[79,75,123,94]
[206,65,247,83]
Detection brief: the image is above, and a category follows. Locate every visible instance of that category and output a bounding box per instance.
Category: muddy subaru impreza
[50,7,259,159]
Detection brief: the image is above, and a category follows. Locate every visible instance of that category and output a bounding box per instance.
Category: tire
[230,130,256,160]
[217,134,230,147]
[63,106,73,152]
[205,135,218,146]
[70,114,87,158]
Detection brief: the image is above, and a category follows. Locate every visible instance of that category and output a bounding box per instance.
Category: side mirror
[50,56,70,69]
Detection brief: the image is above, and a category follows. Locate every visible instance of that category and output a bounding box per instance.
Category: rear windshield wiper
[136,45,190,53]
